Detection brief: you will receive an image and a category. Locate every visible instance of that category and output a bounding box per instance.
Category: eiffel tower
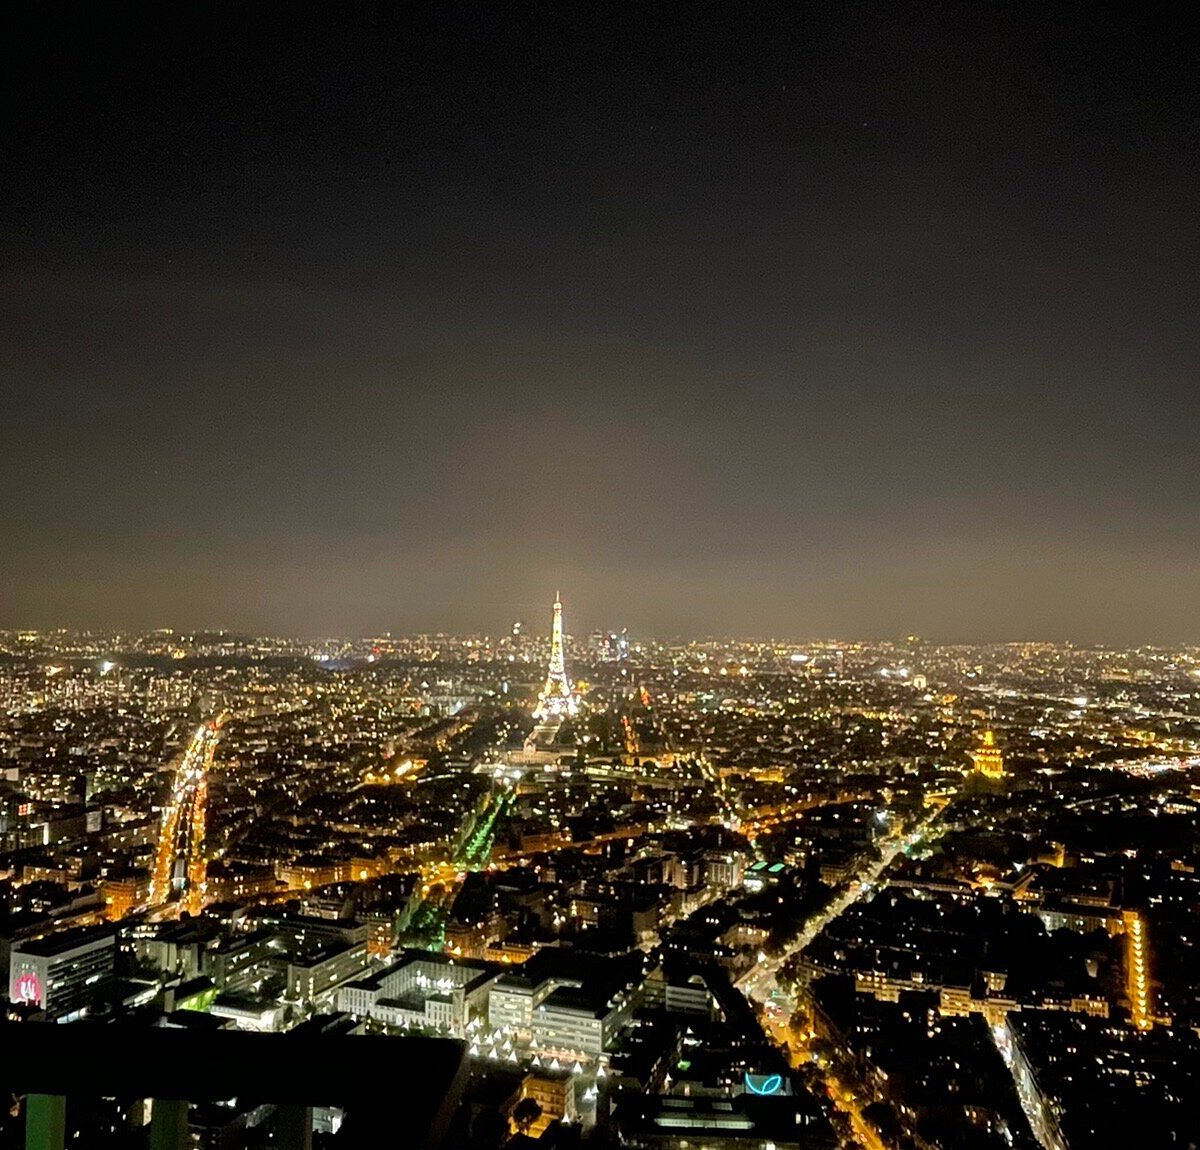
[533,592,579,720]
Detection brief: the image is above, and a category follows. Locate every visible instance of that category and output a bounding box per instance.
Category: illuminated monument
[533,593,579,721]
[970,728,1005,780]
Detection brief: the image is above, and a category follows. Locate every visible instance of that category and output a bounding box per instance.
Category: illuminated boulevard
[403,782,518,950]
[148,716,226,918]
[992,1021,1069,1150]
[739,796,954,1149]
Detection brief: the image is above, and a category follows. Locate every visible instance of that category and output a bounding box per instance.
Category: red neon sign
[13,971,43,1006]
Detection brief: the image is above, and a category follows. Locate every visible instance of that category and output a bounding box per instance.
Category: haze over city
[4,5,1198,642]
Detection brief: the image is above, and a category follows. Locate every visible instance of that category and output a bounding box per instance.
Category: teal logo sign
[744,1072,783,1096]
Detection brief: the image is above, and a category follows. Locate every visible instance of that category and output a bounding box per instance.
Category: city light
[1,621,1196,1142]
[6,4,1195,1143]
[1124,910,1155,1032]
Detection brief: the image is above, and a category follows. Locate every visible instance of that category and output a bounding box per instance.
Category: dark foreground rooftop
[0,1021,467,1149]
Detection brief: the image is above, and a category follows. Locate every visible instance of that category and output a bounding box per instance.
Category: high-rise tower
[533,592,579,720]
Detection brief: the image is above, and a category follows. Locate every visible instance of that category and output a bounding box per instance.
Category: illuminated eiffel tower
[533,592,579,720]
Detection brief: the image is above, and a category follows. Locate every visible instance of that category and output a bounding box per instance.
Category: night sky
[3,4,1197,642]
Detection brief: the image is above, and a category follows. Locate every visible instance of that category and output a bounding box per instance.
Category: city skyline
[7,612,1200,650]
[0,620,1197,1147]
[2,5,1198,1146]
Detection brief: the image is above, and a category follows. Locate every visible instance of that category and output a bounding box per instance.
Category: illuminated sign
[744,1072,784,1096]
[12,970,43,1006]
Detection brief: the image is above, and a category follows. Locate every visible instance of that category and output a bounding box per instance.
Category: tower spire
[534,592,579,720]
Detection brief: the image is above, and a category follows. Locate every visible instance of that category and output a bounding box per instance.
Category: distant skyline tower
[971,728,1005,779]
[533,592,579,720]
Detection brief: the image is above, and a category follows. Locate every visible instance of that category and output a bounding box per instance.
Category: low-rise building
[513,1069,577,1136]
[338,951,494,1036]
[286,940,370,1004]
